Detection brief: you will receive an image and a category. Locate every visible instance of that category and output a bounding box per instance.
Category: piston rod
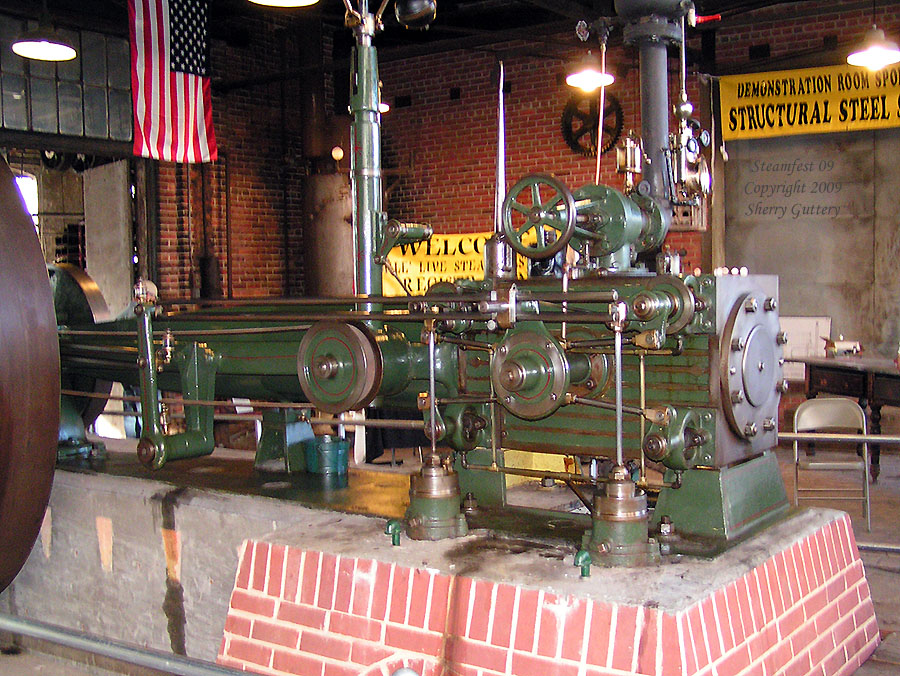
[60,389,426,429]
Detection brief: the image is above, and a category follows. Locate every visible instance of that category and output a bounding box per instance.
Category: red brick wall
[156,14,305,298]
[155,2,899,297]
[379,37,704,256]
[218,513,878,676]
[381,44,645,234]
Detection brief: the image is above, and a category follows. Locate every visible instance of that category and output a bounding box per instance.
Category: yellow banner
[382,231,529,296]
[719,64,900,140]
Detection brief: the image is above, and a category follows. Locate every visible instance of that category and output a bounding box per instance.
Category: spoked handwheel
[501,173,577,260]
[0,158,60,591]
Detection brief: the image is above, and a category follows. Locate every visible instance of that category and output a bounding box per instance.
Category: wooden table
[799,355,900,481]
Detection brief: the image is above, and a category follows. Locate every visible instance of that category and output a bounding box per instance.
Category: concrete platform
[0,443,890,676]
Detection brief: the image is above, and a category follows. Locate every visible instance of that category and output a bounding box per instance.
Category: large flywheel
[0,158,60,591]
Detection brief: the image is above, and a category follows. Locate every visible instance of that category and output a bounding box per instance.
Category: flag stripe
[129,0,217,163]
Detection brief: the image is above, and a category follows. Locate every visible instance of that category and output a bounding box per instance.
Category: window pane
[84,85,108,137]
[108,88,132,141]
[30,77,57,132]
[108,38,130,88]
[26,23,56,79]
[58,81,83,135]
[56,29,82,82]
[0,19,26,75]
[81,31,106,86]
[1,73,27,129]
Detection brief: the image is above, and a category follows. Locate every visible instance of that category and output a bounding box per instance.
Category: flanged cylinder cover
[491,323,570,420]
[720,291,784,449]
[297,321,382,414]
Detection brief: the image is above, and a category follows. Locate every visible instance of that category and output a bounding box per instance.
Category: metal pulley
[297,321,383,414]
[491,322,571,420]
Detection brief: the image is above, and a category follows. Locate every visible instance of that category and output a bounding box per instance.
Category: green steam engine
[0,0,791,591]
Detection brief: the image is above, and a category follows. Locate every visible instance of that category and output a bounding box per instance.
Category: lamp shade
[247,0,319,6]
[396,0,437,29]
[847,25,900,71]
[566,52,614,92]
[11,24,76,61]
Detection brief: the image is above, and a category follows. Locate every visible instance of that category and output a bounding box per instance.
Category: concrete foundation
[0,460,879,676]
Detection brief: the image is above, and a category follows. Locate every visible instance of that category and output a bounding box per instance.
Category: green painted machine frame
[51,0,795,563]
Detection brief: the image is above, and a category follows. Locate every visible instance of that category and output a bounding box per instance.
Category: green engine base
[57,396,105,461]
[651,451,790,542]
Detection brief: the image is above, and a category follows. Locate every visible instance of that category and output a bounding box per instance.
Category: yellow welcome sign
[719,63,900,140]
[382,231,531,296]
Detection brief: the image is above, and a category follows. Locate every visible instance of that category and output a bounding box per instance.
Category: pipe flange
[621,16,683,46]
[297,321,382,414]
[720,292,783,449]
[592,476,649,522]
[492,323,570,420]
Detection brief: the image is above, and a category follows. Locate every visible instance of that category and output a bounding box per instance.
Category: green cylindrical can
[303,435,349,476]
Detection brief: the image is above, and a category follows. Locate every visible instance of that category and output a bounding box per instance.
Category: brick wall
[218,513,878,676]
[156,14,306,298]
[379,36,703,259]
[376,1,898,275]
[155,2,900,297]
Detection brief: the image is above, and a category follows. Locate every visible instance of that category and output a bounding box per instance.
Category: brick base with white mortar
[218,513,878,676]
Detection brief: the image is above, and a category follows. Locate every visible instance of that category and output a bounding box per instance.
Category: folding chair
[793,397,870,531]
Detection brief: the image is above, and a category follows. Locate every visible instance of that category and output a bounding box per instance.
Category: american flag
[129,0,218,163]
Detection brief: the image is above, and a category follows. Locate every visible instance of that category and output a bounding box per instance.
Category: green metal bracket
[135,303,220,469]
[455,449,507,507]
[385,519,403,546]
[374,219,432,264]
[574,549,592,577]
[254,408,315,473]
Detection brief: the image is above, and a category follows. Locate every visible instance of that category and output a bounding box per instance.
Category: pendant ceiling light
[566,51,614,93]
[847,0,900,71]
[248,0,319,6]
[11,0,76,62]
[847,25,900,70]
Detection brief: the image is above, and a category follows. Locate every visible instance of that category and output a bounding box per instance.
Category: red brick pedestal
[218,512,878,676]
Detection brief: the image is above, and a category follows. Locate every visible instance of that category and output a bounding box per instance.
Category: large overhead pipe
[349,1,385,318]
[616,0,685,218]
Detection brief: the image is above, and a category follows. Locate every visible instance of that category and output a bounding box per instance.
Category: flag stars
[169,0,208,77]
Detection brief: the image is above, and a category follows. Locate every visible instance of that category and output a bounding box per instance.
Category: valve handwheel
[501,173,577,260]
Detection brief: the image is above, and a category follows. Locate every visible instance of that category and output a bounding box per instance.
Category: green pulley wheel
[297,321,382,414]
[501,173,577,260]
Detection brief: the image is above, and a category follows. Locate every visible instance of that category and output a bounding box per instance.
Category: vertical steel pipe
[494,60,506,235]
[639,38,671,203]
[350,6,384,320]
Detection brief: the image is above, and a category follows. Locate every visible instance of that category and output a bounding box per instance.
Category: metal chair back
[792,397,870,531]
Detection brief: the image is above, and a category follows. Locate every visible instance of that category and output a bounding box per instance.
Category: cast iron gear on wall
[561,91,624,157]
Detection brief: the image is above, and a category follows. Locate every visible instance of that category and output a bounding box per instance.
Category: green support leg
[254,409,314,473]
[135,302,220,469]
[652,451,790,542]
